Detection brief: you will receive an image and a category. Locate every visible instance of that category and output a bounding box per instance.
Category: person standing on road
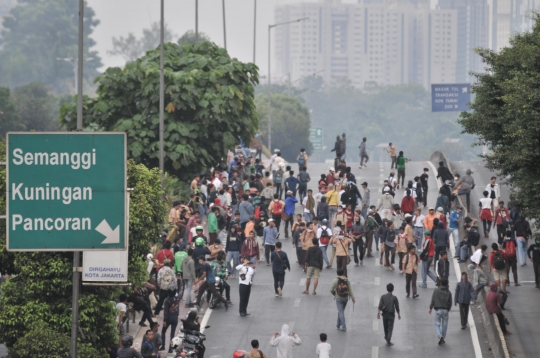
[360,182,370,219]
[489,243,509,293]
[271,242,290,297]
[485,176,501,210]
[154,259,177,316]
[330,268,355,331]
[298,167,311,203]
[284,191,298,239]
[386,143,397,169]
[396,151,410,188]
[479,191,493,238]
[304,238,323,295]
[420,168,429,208]
[300,223,316,271]
[269,194,286,231]
[317,219,333,268]
[493,201,510,244]
[377,283,401,347]
[515,215,532,266]
[263,219,278,266]
[316,333,331,358]
[527,237,540,289]
[403,245,419,299]
[302,189,316,223]
[502,230,519,286]
[449,206,463,257]
[181,249,197,307]
[429,278,452,345]
[239,194,255,240]
[296,148,308,171]
[454,272,474,330]
[194,256,228,311]
[433,222,449,263]
[340,133,347,160]
[457,169,475,212]
[237,256,255,317]
[326,184,339,230]
[241,231,261,266]
[270,324,302,358]
[161,289,180,353]
[420,230,437,288]
[351,217,365,266]
[378,187,395,220]
[329,229,354,277]
[359,137,369,168]
[412,208,425,250]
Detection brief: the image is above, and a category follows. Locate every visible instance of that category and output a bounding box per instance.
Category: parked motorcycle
[170,324,209,358]
[205,276,225,309]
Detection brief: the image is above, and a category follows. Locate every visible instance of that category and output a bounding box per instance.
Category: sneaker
[326,265,332,269]
[139,322,147,327]
[354,263,359,267]
[413,294,419,299]
[406,294,410,298]
[278,287,282,296]
[441,338,446,345]
[386,342,394,346]
[340,326,346,331]
[275,293,279,297]
[438,337,443,345]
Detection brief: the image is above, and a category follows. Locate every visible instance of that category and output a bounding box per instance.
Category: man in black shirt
[437,161,454,183]
[377,283,401,346]
[527,238,540,288]
[420,168,429,207]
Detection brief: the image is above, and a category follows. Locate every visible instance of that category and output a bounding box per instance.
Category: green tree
[0,160,166,356]
[255,92,312,162]
[109,22,177,62]
[177,30,211,46]
[60,41,259,180]
[0,87,24,137]
[459,15,540,222]
[12,82,60,131]
[0,0,102,94]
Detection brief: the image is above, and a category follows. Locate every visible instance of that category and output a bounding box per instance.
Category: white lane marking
[288,321,295,332]
[372,346,379,358]
[299,278,306,286]
[375,257,380,266]
[427,160,483,358]
[374,277,380,286]
[373,296,379,307]
[200,308,212,334]
[372,320,379,330]
[294,298,301,307]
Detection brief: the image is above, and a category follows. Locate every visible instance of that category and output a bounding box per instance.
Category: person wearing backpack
[296,148,308,171]
[377,283,401,346]
[317,219,333,268]
[330,268,355,331]
[502,230,519,286]
[269,194,286,231]
[489,243,509,294]
[493,201,511,244]
[429,277,452,345]
[154,259,177,316]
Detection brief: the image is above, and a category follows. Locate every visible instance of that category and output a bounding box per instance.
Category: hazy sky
[91,0,437,76]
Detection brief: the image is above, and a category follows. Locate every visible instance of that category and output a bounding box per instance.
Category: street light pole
[222,0,227,49]
[266,17,309,152]
[253,0,257,63]
[159,0,165,174]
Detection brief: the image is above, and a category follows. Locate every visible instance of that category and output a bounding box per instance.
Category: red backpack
[254,206,261,219]
[505,240,516,258]
[273,201,284,215]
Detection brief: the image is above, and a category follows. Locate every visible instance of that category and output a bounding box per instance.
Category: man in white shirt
[316,333,331,358]
[116,294,128,344]
[236,256,256,317]
[317,219,333,268]
[412,208,425,249]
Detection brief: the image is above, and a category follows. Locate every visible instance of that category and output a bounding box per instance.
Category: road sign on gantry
[6,133,127,251]
[431,84,471,112]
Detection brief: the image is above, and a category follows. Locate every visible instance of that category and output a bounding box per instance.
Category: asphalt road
[451,160,539,358]
[201,160,483,358]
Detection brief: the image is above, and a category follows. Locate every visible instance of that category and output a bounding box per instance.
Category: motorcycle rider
[211,251,233,305]
[194,256,229,311]
[117,335,142,358]
[181,311,205,358]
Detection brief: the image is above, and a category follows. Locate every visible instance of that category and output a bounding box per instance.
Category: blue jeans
[374,231,380,250]
[336,297,348,330]
[450,228,459,256]
[421,257,437,287]
[434,308,449,338]
[328,206,338,230]
[414,227,424,249]
[362,205,368,220]
[321,245,331,266]
[303,212,313,223]
[471,283,485,301]
[226,251,240,276]
[517,237,527,266]
[185,279,194,305]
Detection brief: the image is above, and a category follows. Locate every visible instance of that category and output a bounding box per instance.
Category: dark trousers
[209,232,217,245]
[405,272,417,295]
[398,252,406,271]
[337,256,348,277]
[496,225,506,244]
[459,303,469,327]
[364,233,373,256]
[390,156,396,169]
[272,214,282,230]
[196,281,226,306]
[284,215,294,237]
[154,288,168,315]
[296,246,304,265]
[434,246,447,264]
[382,313,395,342]
[239,283,252,314]
[222,279,231,300]
[495,312,507,334]
[161,318,178,343]
[534,261,540,286]
[353,239,364,264]
[384,245,396,267]
[276,185,283,200]
[298,183,307,201]
[506,257,518,283]
[273,271,285,294]
[140,304,154,326]
[422,186,428,207]
[397,168,405,187]
[265,244,276,263]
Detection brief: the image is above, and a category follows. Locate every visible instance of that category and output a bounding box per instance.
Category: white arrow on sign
[96,219,120,244]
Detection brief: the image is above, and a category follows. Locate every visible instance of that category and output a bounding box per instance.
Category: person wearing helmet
[194,256,229,311]
[193,236,210,281]
[193,226,207,246]
[117,335,142,358]
[233,350,247,358]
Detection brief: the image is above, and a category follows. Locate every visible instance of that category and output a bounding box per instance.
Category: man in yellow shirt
[326,184,340,230]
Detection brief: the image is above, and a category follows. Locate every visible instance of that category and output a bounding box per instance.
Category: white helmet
[170,336,183,348]
[147,253,154,261]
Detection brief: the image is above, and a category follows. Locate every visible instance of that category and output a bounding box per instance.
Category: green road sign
[6,133,127,251]
[312,142,323,151]
[309,127,323,141]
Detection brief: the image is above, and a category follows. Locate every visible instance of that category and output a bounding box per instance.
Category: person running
[396,151,410,188]
[359,137,369,168]
[330,268,355,331]
[429,277,452,345]
[270,324,302,358]
[436,161,454,183]
[527,236,540,289]
[304,238,323,295]
[271,242,291,297]
[377,283,401,347]
[403,244,419,299]
[454,272,474,330]
[236,256,255,317]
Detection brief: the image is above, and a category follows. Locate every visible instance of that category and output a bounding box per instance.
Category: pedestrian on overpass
[403,244,419,298]
[457,169,475,212]
[386,143,397,169]
[377,283,401,346]
[330,268,355,331]
[359,137,369,168]
[436,161,454,184]
[270,324,302,358]
[454,272,474,330]
[420,168,429,208]
[429,277,452,345]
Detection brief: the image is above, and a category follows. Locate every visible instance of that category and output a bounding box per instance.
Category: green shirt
[396,157,408,169]
[208,212,218,233]
[174,251,188,273]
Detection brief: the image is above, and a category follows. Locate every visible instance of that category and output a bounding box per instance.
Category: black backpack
[493,251,506,270]
[467,228,480,246]
[336,278,349,297]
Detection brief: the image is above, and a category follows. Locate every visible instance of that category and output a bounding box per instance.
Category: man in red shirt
[493,201,510,244]
[344,204,354,232]
[489,243,508,294]
[155,241,175,272]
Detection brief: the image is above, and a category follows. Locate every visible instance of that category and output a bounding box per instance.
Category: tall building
[488,0,540,51]
[273,0,457,89]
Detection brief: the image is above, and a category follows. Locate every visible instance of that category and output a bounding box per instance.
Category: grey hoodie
[468,264,488,287]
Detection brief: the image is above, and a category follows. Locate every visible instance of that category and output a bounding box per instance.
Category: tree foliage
[0,160,166,356]
[178,30,211,46]
[459,14,540,223]
[0,0,102,94]
[255,93,312,162]
[12,82,61,131]
[0,88,23,137]
[60,41,259,180]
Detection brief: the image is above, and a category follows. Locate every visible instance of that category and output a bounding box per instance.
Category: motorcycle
[204,276,227,309]
[170,324,209,358]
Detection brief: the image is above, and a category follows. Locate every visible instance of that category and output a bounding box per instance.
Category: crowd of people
[113,141,539,357]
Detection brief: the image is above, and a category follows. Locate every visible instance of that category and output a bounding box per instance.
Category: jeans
[458,189,471,211]
[335,297,348,329]
[353,239,364,264]
[384,245,396,267]
[362,205,368,220]
[517,237,527,266]
[321,245,331,266]
[275,185,283,200]
[162,318,178,342]
[374,231,380,250]
[472,283,485,301]
[298,183,307,202]
[449,228,459,255]
[226,251,240,276]
[382,313,395,342]
[414,227,424,251]
[405,272,417,295]
[328,206,339,230]
[459,303,469,327]
[265,244,276,263]
[303,212,313,223]
[239,283,251,314]
[434,308,449,338]
[184,279,194,305]
[273,271,285,294]
[421,258,437,287]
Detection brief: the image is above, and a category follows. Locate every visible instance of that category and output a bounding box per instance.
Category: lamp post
[267,17,309,151]
[253,0,257,63]
[159,0,164,174]
[222,0,227,49]
[195,0,199,42]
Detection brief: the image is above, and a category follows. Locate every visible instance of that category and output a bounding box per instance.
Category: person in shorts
[303,238,323,295]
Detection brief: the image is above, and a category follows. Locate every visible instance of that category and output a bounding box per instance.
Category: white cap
[329,167,335,172]
[437,207,444,212]
[274,149,280,153]
[268,218,274,222]
[384,186,391,192]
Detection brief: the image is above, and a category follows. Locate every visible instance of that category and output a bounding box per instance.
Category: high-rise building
[488,0,540,51]
[274,0,457,89]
